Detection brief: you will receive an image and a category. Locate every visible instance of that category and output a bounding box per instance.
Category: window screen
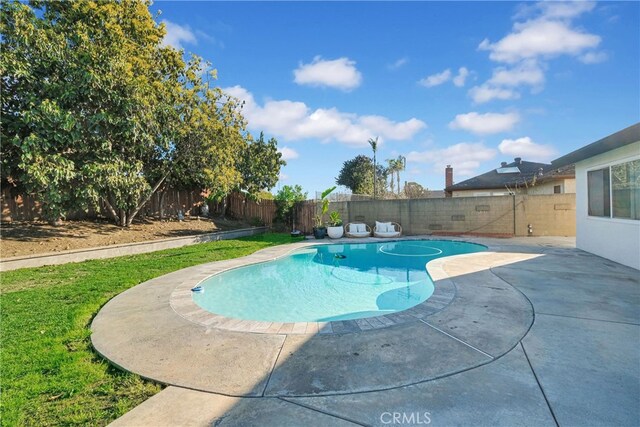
[587,168,610,217]
[611,159,640,220]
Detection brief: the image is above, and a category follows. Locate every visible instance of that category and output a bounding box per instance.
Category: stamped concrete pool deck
[93,236,640,427]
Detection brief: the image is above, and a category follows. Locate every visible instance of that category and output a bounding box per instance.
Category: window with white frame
[588,159,640,220]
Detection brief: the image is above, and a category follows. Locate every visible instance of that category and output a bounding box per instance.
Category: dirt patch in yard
[0,217,255,258]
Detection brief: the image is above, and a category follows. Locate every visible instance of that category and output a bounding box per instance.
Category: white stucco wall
[575,141,640,270]
[452,189,508,197]
[526,179,576,195]
[452,178,575,197]
[564,178,576,194]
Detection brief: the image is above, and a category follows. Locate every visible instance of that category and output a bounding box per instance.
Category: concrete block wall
[328,194,575,237]
[515,194,576,237]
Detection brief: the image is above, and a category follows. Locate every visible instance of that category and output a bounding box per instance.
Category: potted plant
[327,211,344,239]
[312,214,327,239]
[312,186,336,239]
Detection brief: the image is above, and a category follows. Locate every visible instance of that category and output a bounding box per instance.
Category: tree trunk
[125,174,168,227]
[102,197,121,225]
[159,190,166,220]
[373,153,377,199]
[219,194,228,219]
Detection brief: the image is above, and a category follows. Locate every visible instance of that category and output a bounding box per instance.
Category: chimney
[501,162,508,167]
[445,165,453,198]
[514,157,522,164]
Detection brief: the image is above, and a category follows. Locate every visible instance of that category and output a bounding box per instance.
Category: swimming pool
[192,240,485,322]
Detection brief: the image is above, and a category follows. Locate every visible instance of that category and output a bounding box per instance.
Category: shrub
[275,185,307,227]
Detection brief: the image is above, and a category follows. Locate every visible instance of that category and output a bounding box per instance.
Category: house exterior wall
[527,179,576,195]
[451,178,576,197]
[575,141,640,270]
[564,178,577,194]
[452,189,511,197]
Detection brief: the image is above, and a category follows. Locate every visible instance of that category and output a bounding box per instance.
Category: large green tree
[1,0,249,226]
[336,155,386,196]
[1,0,181,224]
[238,132,286,200]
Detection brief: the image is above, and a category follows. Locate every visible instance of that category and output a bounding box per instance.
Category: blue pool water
[192,240,485,322]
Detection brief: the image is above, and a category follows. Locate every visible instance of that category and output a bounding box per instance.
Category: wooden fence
[293,201,317,234]
[1,186,206,222]
[226,193,277,226]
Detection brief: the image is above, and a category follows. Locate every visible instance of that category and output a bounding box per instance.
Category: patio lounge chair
[345,222,372,238]
[374,221,402,238]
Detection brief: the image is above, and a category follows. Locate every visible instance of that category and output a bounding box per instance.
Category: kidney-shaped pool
[192,240,486,322]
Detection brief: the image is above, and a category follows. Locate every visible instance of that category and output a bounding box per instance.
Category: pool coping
[91,235,546,397]
[169,237,483,335]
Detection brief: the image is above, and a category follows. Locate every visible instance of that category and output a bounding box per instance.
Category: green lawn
[0,233,292,426]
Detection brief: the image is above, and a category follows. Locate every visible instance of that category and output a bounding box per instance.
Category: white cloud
[469,85,520,104]
[473,1,603,104]
[469,61,544,103]
[161,20,197,50]
[388,57,409,70]
[407,142,497,178]
[420,67,470,88]
[579,51,609,64]
[419,69,452,87]
[449,112,520,135]
[452,67,470,87]
[498,136,557,162]
[224,85,426,147]
[479,20,601,64]
[279,173,289,181]
[293,56,362,91]
[488,61,545,87]
[278,147,299,161]
[535,1,596,20]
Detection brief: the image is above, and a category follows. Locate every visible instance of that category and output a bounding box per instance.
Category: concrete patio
[92,236,640,427]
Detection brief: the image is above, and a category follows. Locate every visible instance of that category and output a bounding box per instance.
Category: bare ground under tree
[0,217,254,258]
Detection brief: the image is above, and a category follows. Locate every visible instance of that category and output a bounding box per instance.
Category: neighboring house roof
[552,122,640,168]
[538,164,575,183]
[445,158,574,193]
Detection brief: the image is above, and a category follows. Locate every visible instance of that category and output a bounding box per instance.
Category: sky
[150,1,640,196]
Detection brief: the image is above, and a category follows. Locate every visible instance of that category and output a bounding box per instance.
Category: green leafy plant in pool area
[0,233,291,426]
[328,211,343,227]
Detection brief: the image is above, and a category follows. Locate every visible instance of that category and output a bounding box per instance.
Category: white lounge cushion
[348,223,367,234]
[375,221,393,232]
[350,231,370,237]
[375,230,400,238]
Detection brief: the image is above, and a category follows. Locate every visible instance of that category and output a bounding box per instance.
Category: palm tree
[395,155,406,196]
[368,137,379,199]
[386,158,397,194]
